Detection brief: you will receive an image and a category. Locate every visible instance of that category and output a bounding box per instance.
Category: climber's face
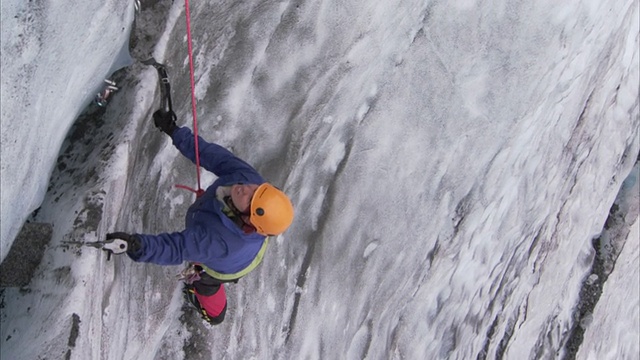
[231,183,259,214]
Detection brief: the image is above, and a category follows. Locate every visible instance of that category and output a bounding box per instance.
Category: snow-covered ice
[1,0,638,359]
[0,0,135,262]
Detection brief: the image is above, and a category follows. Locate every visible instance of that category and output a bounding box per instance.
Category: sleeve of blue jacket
[128,227,228,265]
[171,126,259,178]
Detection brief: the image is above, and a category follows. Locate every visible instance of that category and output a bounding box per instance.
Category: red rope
[175,184,205,197]
[184,0,203,196]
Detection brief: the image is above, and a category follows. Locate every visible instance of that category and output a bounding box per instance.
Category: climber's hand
[104,232,141,255]
[153,110,178,136]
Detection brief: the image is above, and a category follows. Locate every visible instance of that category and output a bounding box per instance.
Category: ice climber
[104,110,295,325]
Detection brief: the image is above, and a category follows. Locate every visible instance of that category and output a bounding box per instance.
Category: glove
[104,232,142,255]
[153,110,178,136]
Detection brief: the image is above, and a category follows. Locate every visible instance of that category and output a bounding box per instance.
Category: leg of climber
[184,270,227,325]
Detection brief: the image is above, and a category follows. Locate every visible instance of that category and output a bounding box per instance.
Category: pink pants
[194,283,227,319]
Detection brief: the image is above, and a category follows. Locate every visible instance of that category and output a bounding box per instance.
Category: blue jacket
[128,127,267,274]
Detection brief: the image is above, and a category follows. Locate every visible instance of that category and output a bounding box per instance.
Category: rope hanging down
[143,1,203,198]
[183,0,204,197]
[143,58,203,197]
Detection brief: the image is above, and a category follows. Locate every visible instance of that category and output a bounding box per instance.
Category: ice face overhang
[0,0,135,263]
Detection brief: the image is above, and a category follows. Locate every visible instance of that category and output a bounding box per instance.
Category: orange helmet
[249,183,294,236]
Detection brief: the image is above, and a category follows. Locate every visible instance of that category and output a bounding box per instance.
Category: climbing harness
[200,237,270,281]
[177,264,203,284]
[175,235,269,283]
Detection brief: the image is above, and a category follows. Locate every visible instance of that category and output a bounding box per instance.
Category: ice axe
[63,235,134,261]
[141,57,177,122]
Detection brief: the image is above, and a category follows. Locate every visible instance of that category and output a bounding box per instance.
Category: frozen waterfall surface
[1,0,638,359]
